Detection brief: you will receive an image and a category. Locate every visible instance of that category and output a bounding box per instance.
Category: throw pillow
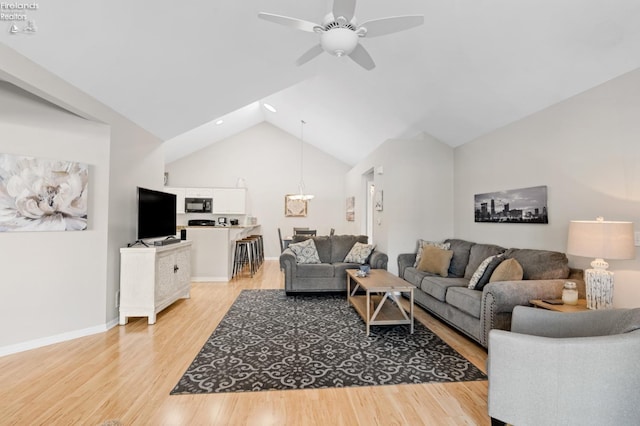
[474,255,506,290]
[489,258,524,282]
[288,238,321,264]
[468,254,504,289]
[344,242,374,264]
[414,239,451,267]
[416,245,453,277]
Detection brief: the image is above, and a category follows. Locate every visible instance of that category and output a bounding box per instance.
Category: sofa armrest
[279,249,297,292]
[478,278,585,346]
[510,305,630,337]
[488,328,640,425]
[397,253,416,279]
[369,250,388,270]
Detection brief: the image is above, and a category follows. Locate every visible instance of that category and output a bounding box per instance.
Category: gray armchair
[488,306,640,426]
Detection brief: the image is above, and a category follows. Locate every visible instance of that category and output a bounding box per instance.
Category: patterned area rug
[171,290,486,394]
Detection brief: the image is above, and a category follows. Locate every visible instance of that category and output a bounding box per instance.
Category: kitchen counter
[181,225,261,282]
[177,225,257,230]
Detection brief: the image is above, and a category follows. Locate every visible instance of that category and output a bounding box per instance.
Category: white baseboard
[191,276,229,282]
[0,320,118,358]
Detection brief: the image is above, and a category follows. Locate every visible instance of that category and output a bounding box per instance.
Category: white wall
[346,133,455,274]
[0,44,165,355]
[454,68,640,308]
[0,82,110,347]
[165,122,351,258]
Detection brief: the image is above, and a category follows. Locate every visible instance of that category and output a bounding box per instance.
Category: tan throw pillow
[489,258,524,282]
[414,240,451,267]
[416,245,453,277]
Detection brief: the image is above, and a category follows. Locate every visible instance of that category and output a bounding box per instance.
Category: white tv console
[119,241,192,325]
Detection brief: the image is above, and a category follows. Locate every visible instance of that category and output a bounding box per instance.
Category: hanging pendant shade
[289,119,314,201]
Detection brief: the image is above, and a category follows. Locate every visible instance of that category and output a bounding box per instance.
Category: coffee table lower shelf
[346,269,414,336]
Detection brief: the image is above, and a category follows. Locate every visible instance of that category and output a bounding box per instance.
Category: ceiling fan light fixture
[321,28,358,56]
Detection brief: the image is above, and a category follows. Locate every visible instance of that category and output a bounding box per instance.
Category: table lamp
[567,217,635,309]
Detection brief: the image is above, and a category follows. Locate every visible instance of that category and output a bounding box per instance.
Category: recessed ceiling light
[263,103,277,113]
[215,119,224,125]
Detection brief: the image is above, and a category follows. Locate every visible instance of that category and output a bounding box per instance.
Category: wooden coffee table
[346,269,414,336]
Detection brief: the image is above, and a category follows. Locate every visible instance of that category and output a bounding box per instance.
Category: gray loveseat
[280,234,388,294]
[398,238,584,348]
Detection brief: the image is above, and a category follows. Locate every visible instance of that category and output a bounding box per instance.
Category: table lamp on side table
[567,217,635,309]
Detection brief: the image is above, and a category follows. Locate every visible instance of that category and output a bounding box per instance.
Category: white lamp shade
[567,220,635,260]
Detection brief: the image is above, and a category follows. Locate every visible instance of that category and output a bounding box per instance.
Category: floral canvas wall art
[0,154,89,232]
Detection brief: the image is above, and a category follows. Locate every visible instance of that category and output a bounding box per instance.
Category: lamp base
[584,268,614,309]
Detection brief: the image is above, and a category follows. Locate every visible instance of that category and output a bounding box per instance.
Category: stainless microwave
[185,197,212,213]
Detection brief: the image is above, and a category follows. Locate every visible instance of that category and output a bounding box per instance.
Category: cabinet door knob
[174,265,179,273]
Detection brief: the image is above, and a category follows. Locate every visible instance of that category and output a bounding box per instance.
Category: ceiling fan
[258,0,424,70]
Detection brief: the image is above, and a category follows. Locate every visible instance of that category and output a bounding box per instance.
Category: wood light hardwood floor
[0,260,490,425]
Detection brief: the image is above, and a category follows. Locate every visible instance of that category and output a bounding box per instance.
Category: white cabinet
[185,187,214,198]
[119,241,192,325]
[164,187,186,214]
[213,188,246,214]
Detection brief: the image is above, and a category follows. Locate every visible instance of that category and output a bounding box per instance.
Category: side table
[529,299,589,313]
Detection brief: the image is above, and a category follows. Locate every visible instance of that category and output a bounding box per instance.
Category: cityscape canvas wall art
[474,185,548,224]
[0,153,89,232]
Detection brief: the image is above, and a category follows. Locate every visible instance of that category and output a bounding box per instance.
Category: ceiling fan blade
[359,15,424,38]
[332,0,356,21]
[295,44,324,66]
[258,12,319,33]
[348,44,375,70]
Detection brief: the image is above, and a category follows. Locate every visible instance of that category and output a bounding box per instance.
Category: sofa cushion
[489,258,524,282]
[446,287,483,319]
[416,245,453,277]
[403,267,432,288]
[421,276,469,302]
[444,239,475,278]
[464,243,506,279]
[330,235,368,263]
[414,239,451,267]
[334,262,363,280]
[295,263,334,278]
[503,248,570,280]
[344,242,374,264]
[288,239,321,264]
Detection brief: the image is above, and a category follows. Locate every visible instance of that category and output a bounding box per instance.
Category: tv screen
[137,187,177,240]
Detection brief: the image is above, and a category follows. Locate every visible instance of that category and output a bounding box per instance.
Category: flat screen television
[137,187,177,241]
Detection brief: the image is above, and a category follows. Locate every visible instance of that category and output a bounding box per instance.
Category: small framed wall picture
[346,196,355,221]
[374,190,383,211]
[285,195,307,217]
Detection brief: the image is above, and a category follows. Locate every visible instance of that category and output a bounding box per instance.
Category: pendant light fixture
[289,119,314,201]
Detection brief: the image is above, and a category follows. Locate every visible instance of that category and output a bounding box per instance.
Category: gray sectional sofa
[398,238,584,347]
[280,234,388,294]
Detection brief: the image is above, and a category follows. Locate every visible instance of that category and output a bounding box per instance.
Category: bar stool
[249,235,261,271]
[250,234,264,266]
[233,239,254,278]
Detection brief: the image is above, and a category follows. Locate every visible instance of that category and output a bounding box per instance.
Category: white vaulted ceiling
[2,0,640,165]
